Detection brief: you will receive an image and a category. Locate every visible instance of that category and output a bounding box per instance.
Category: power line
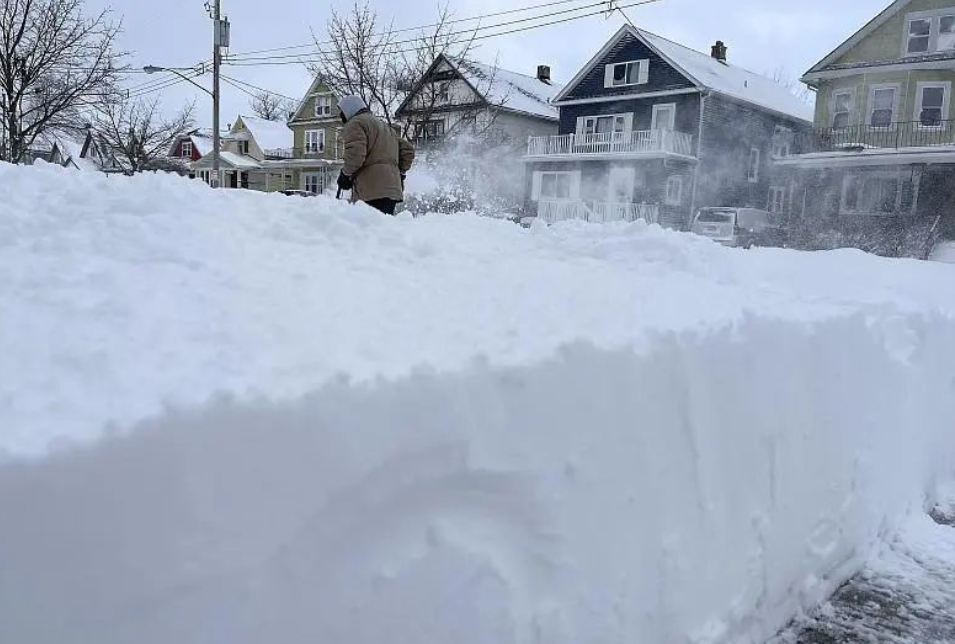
[219,74,299,102]
[223,0,662,69]
[226,0,612,64]
[226,0,600,59]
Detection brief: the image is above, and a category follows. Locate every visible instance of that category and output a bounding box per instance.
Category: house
[18,131,123,173]
[777,0,955,255]
[282,78,346,195]
[170,129,214,165]
[524,25,813,228]
[394,55,563,210]
[395,54,563,145]
[192,82,344,194]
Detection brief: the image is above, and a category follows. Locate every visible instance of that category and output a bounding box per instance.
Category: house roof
[193,150,261,170]
[394,54,563,121]
[237,115,293,152]
[804,0,912,78]
[452,59,563,120]
[290,77,337,123]
[554,25,813,123]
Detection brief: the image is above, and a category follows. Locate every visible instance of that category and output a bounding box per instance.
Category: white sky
[84,0,888,128]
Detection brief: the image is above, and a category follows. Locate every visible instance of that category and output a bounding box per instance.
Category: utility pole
[208,0,229,188]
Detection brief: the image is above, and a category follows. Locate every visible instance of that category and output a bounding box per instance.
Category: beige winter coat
[341,111,415,203]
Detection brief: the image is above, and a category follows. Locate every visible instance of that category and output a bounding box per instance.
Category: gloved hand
[337,171,353,191]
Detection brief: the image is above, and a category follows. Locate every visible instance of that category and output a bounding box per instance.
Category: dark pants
[365,198,399,215]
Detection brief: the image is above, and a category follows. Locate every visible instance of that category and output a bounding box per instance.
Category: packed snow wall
[1,163,954,644]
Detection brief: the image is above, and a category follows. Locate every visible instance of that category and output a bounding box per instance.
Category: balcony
[537,200,660,224]
[793,120,955,154]
[526,130,696,160]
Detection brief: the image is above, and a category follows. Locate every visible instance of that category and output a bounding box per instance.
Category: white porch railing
[527,130,695,158]
[538,200,660,224]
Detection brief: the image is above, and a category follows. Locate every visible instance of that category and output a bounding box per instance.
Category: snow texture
[637,27,815,122]
[454,58,563,120]
[1,162,955,644]
[237,114,294,153]
[932,241,955,264]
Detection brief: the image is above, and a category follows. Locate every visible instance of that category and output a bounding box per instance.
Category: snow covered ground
[931,240,955,264]
[1,162,954,644]
[773,485,955,643]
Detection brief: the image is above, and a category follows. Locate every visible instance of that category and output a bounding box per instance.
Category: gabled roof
[804,0,912,79]
[236,115,293,153]
[169,129,215,158]
[554,25,813,123]
[395,54,563,121]
[289,77,337,123]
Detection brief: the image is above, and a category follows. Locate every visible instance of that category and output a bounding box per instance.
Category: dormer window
[604,59,649,88]
[314,95,333,118]
[905,11,955,55]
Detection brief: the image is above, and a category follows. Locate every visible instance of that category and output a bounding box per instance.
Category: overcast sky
[84,0,888,128]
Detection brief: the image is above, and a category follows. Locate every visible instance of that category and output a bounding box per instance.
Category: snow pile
[1,162,954,644]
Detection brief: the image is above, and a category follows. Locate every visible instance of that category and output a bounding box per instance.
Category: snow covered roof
[554,26,813,123]
[193,150,262,170]
[452,59,563,121]
[637,29,813,123]
[191,133,214,157]
[238,116,293,152]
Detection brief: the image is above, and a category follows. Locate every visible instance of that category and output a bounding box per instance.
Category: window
[314,95,333,118]
[768,186,788,213]
[940,15,955,50]
[908,18,931,54]
[916,82,950,127]
[305,130,325,153]
[747,147,761,183]
[832,90,853,129]
[583,114,628,135]
[437,82,451,101]
[421,120,445,141]
[238,140,250,155]
[651,103,676,131]
[841,173,900,214]
[772,126,792,157]
[604,59,648,88]
[665,175,683,205]
[868,86,897,128]
[303,172,322,194]
[904,12,955,55]
[181,140,193,158]
[533,171,579,201]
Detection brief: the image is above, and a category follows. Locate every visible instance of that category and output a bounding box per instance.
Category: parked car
[281,189,316,198]
[691,207,784,248]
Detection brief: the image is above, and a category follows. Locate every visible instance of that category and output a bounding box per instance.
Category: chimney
[711,40,728,64]
[537,64,552,84]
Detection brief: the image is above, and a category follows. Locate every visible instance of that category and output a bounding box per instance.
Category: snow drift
[1,162,954,644]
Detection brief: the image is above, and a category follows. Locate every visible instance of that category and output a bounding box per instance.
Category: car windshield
[696,210,735,224]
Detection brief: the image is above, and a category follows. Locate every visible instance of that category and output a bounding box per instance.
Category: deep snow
[1,162,954,644]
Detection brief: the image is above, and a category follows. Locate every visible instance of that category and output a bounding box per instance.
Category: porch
[526,130,696,161]
[537,200,660,224]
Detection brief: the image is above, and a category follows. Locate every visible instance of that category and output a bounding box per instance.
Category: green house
[778,0,955,255]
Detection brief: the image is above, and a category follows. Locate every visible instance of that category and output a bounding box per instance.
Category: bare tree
[0,0,124,163]
[92,96,194,173]
[250,90,295,122]
[772,67,814,106]
[310,1,504,140]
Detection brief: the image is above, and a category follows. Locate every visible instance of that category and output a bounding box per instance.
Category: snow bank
[1,162,954,644]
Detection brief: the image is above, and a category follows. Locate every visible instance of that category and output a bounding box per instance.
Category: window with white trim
[651,103,676,131]
[841,173,901,215]
[832,90,853,129]
[904,12,955,55]
[604,59,649,88]
[238,140,250,155]
[665,175,683,206]
[772,125,792,157]
[768,186,787,214]
[314,95,333,118]
[583,114,628,135]
[304,172,321,194]
[868,85,898,128]
[916,82,950,127]
[181,140,193,158]
[534,171,578,201]
[305,129,325,153]
[747,147,760,183]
